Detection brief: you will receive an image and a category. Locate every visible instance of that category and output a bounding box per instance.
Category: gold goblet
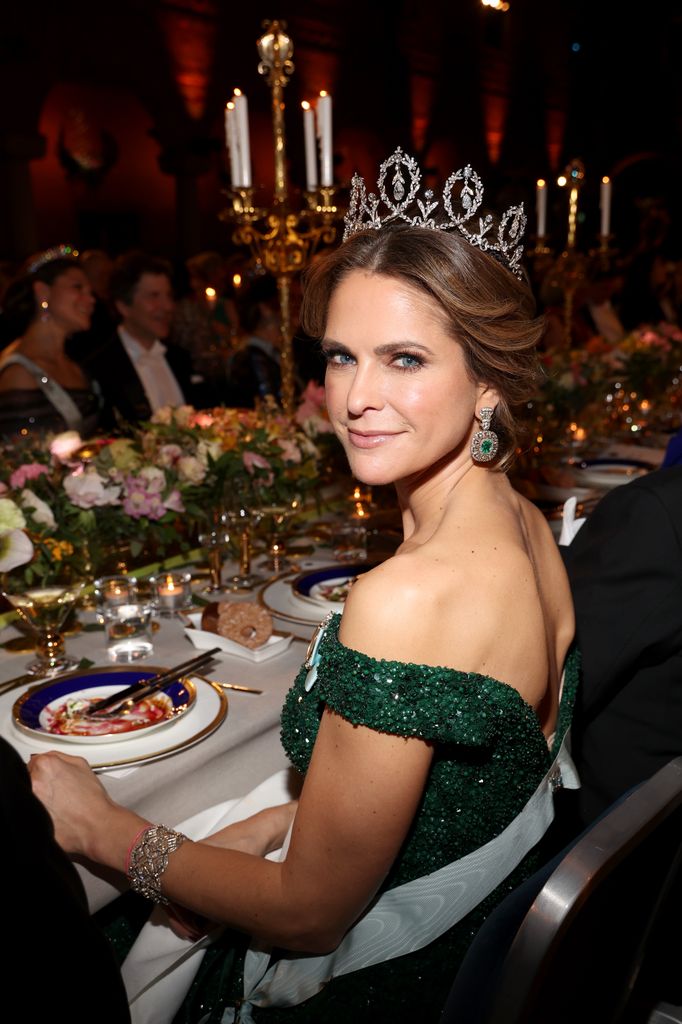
[2,580,85,676]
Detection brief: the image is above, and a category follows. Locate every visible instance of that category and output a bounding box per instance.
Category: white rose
[197,438,223,466]
[177,456,206,484]
[64,470,121,508]
[19,489,57,529]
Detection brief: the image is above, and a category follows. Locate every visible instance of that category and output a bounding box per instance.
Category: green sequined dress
[108,613,579,1023]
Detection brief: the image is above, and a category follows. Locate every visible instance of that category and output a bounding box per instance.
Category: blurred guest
[619,249,680,331]
[228,273,284,407]
[67,248,117,364]
[2,738,131,1023]
[78,251,195,428]
[0,247,100,438]
[171,250,240,404]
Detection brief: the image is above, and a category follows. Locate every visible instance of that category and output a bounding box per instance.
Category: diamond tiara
[343,148,527,279]
[26,243,79,275]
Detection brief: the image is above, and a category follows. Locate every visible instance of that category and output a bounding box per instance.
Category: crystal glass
[2,580,85,676]
[104,602,154,662]
[221,485,266,591]
[252,491,303,573]
[197,514,233,593]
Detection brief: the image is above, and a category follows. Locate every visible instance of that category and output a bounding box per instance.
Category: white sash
[225,735,579,1023]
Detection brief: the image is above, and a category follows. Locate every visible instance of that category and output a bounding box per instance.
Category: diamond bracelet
[127,824,189,905]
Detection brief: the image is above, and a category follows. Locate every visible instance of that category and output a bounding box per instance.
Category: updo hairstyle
[2,256,81,338]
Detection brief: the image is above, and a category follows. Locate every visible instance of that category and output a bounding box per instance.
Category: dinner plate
[2,667,227,770]
[13,669,196,745]
[291,564,375,614]
[183,612,293,662]
[574,459,649,490]
[259,575,340,627]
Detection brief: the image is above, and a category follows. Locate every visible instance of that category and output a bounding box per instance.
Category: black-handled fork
[87,648,221,717]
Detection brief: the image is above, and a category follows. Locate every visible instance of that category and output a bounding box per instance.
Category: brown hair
[300,224,544,467]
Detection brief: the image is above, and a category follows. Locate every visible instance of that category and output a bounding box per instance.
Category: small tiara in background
[343,148,527,279]
[26,244,80,275]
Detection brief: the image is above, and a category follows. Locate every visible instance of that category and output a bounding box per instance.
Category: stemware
[221,482,267,591]
[252,490,303,574]
[1,579,85,676]
[197,514,232,594]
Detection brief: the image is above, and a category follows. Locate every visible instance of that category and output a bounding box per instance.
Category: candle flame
[205,287,216,299]
[234,88,242,97]
[302,100,311,110]
[233,273,242,288]
[557,175,567,187]
[319,90,328,97]
[602,175,610,184]
[536,179,546,188]
[226,101,234,111]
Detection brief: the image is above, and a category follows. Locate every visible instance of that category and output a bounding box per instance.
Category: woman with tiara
[0,246,100,438]
[29,152,578,1022]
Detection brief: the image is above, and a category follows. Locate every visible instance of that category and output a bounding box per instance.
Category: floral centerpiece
[0,386,336,588]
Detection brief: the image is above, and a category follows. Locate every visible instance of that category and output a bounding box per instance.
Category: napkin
[558,496,586,547]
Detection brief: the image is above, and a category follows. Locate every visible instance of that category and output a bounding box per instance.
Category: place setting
[0,647,231,771]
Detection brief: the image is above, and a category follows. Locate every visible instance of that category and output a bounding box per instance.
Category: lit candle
[233,89,252,188]
[225,101,240,185]
[205,286,217,308]
[316,91,333,187]
[232,273,242,290]
[536,179,547,238]
[600,175,612,237]
[302,101,318,191]
[152,571,192,615]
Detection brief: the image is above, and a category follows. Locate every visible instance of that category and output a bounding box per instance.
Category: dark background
[0,0,679,264]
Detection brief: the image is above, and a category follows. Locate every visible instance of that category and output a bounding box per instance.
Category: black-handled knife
[87,648,221,717]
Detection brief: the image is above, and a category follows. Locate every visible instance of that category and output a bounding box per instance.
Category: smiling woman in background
[0,247,100,438]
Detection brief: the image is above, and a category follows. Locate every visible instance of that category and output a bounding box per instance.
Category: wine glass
[252,490,303,574]
[221,484,267,591]
[1,578,85,676]
[197,514,232,594]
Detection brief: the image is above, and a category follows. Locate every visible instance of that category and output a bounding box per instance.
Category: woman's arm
[29,668,433,954]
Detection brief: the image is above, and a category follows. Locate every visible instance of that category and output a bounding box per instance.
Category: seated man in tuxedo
[79,251,196,428]
[558,466,682,1006]
[561,466,682,827]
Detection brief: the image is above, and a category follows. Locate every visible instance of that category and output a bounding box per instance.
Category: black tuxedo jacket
[561,467,682,823]
[78,330,196,428]
[3,738,130,1021]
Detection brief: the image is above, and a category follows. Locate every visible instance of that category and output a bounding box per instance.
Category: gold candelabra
[529,158,617,345]
[220,20,342,414]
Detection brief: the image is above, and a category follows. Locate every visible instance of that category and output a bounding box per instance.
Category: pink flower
[157,444,183,468]
[9,463,49,489]
[242,451,274,485]
[277,438,303,463]
[122,491,167,520]
[163,489,185,513]
[50,431,83,462]
[191,412,215,429]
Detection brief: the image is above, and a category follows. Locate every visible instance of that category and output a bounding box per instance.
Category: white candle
[233,89,252,188]
[316,91,333,187]
[302,101,318,191]
[536,179,547,238]
[600,175,612,236]
[225,102,241,185]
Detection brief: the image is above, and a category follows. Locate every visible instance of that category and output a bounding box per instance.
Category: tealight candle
[151,571,193,615]
[94,574,137,609]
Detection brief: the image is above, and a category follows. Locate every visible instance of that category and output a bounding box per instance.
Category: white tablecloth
[0,580,319,912]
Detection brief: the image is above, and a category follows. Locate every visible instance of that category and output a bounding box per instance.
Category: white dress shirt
[118,326,185,411]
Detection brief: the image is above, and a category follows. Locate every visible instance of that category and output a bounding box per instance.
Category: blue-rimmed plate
[291,563,376,613]
[13,667,196,745]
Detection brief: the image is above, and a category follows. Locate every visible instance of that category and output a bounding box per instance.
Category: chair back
[442,756,682,1024]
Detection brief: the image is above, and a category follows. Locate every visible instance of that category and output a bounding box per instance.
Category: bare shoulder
[0,360,36,391]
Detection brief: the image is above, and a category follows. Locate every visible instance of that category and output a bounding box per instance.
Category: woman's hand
[201,801,298,858]
[28,750,135,862]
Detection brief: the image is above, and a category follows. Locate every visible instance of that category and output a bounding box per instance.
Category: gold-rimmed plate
[3,666,227,771]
